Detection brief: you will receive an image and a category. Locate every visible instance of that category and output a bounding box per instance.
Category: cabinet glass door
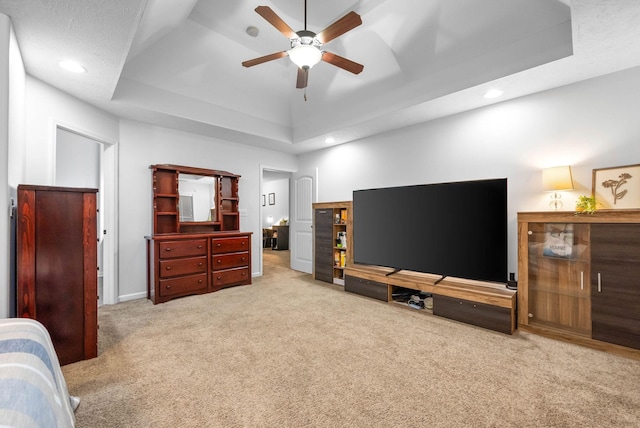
[527,222,591,334]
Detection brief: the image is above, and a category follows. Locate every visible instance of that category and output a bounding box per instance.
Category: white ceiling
[2,0,640,154]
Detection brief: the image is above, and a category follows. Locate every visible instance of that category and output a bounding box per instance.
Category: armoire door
[591,224,640,350]
[314,208,334,283]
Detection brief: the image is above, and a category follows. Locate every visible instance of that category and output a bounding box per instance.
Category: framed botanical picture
[268,193,275,205]
[262,194,265,206]
[592,164,640,209]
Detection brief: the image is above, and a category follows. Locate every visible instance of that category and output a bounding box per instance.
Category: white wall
[298,65,640,280]
[0,15,27,318]
[25,77,119,185]
[117,120,298,301]
[262,178,290,227]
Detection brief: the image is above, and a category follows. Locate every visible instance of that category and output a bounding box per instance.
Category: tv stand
[344,264,516,334]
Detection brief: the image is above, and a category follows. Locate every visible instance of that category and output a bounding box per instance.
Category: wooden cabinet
[271,225,289,250]
[313,202,352,285]
[148,232,251,304]
[518,211,640,357]
[17,185,98,365]
[147,164,251,304]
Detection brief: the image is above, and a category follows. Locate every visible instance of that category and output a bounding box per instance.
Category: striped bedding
[0,318,78,428]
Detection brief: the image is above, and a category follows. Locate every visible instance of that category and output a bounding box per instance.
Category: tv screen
[353,178,507,283]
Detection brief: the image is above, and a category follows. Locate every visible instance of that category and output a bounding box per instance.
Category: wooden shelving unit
[313,201,353,285]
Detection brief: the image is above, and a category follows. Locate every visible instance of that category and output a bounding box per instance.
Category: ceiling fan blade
[296,67,309,89]
[255,6,297,39]
[316,11,362,44]
[321,52,364,74]
[242,51,287,68]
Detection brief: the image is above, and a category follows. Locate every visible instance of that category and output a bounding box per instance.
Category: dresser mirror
[178,174,216,222]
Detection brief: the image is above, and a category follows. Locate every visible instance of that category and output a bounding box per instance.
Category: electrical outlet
[238,208,247,217]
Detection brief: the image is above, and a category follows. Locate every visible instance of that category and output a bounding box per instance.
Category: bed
[0,318,79,427]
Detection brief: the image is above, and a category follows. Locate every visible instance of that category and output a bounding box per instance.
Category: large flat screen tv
[353,178,507,283]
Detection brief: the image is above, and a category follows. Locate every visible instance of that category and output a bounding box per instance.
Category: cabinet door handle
[580,271,584,290]
[597,273,602,292]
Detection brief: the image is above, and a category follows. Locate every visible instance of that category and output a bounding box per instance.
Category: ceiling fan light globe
[288,45,322,69]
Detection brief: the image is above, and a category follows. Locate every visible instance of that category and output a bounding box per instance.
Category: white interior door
[290,170,316,273]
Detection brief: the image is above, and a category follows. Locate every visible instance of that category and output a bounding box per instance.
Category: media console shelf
[344,264,517,334]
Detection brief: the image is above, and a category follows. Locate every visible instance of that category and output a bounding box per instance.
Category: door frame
[259,165,295,275]
[52,121,119,305]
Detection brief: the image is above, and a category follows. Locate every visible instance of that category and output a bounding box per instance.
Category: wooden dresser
[17,185,98,365]
[146,164,252,304]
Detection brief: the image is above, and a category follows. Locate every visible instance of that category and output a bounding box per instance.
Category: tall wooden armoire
[17,185,98,365]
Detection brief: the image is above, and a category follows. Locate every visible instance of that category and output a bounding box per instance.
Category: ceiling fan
[241,0,364,90]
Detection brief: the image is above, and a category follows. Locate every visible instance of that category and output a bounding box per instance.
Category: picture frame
[592,164,640,209]
[262,194,265,206]
[268,193,275,205]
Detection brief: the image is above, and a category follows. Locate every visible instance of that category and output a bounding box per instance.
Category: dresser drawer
[159,256,207,278]
[433,294,512,334]
[212,236,250,254]
[159,239,207,259]
[159,273,207,297]
[212,267,250,287]
[345,275,389,302]
[212,252,249,271]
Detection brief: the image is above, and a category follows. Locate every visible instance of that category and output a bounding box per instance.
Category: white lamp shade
[288,45,322,69]
[542,166,574,191]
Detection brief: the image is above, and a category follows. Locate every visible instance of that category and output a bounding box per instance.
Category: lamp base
[549,192,563,211]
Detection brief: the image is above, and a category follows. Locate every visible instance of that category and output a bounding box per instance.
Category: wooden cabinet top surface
[518,210,640,223]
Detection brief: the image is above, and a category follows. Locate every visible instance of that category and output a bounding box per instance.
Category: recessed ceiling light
[325,137,335,144]
[484,89,503,99]
[59,60,87,73]
[246,26,259,37]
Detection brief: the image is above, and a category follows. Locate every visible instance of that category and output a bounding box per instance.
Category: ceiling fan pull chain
[304,89,308,102]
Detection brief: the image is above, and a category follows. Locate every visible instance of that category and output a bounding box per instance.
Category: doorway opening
[54,125,117,306]
[260,168,292,274]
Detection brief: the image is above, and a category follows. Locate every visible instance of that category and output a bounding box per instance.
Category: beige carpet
[63,250,640,427]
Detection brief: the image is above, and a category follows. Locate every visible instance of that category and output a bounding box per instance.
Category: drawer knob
[241,241,246,245]
[165,285,171,289]
[241,257,245,261]
[459,301,463,305]
[217,276,222,280]
[242,272,246,276]
[197,245,202,249]
[198,262,203,266]
[165,247,171,252]
[166,266,171,270]
[217,243,221,247]
[198,279,203,283]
